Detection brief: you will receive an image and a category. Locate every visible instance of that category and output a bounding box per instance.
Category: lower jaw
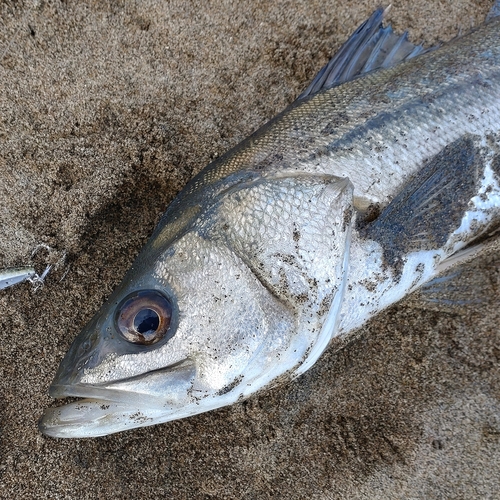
[38,398,172,438]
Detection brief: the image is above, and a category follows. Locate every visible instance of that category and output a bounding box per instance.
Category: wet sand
[0,0,499,498]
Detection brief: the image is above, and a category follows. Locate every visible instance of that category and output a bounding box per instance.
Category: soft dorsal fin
[298,7,435,99]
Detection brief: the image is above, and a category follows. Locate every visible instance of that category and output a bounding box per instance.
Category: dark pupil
[134,308,160,334]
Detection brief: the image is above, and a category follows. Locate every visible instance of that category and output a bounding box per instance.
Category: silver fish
[40,7,500,437]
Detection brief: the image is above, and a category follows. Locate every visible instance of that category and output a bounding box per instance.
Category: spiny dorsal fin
[298,7,435,99]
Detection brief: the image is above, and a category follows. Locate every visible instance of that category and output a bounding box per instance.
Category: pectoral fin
[361,134,485,274]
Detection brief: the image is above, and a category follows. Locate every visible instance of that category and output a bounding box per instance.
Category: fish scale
[175,17,500,212]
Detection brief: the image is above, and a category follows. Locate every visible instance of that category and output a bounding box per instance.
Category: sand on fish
[0,1,499,498]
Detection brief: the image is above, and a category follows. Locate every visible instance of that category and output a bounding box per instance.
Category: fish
[39,5,500,438]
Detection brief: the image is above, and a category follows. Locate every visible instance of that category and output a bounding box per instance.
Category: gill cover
[40,173,353,437]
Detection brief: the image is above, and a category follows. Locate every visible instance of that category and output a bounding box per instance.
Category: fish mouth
[39,360,197,438]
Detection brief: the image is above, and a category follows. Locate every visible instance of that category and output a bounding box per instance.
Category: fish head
[40,174,353,437]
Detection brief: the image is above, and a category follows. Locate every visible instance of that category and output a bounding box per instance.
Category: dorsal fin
[298,7,435,99]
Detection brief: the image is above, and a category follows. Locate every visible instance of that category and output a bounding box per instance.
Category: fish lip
[39,359,198,438]
[38,397,165,439]
[47,382,152,404]
[47,358,196,408]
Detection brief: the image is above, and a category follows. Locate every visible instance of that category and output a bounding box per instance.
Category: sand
[0,0,499,498]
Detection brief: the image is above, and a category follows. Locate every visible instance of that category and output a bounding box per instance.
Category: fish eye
[115,290,172,345]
